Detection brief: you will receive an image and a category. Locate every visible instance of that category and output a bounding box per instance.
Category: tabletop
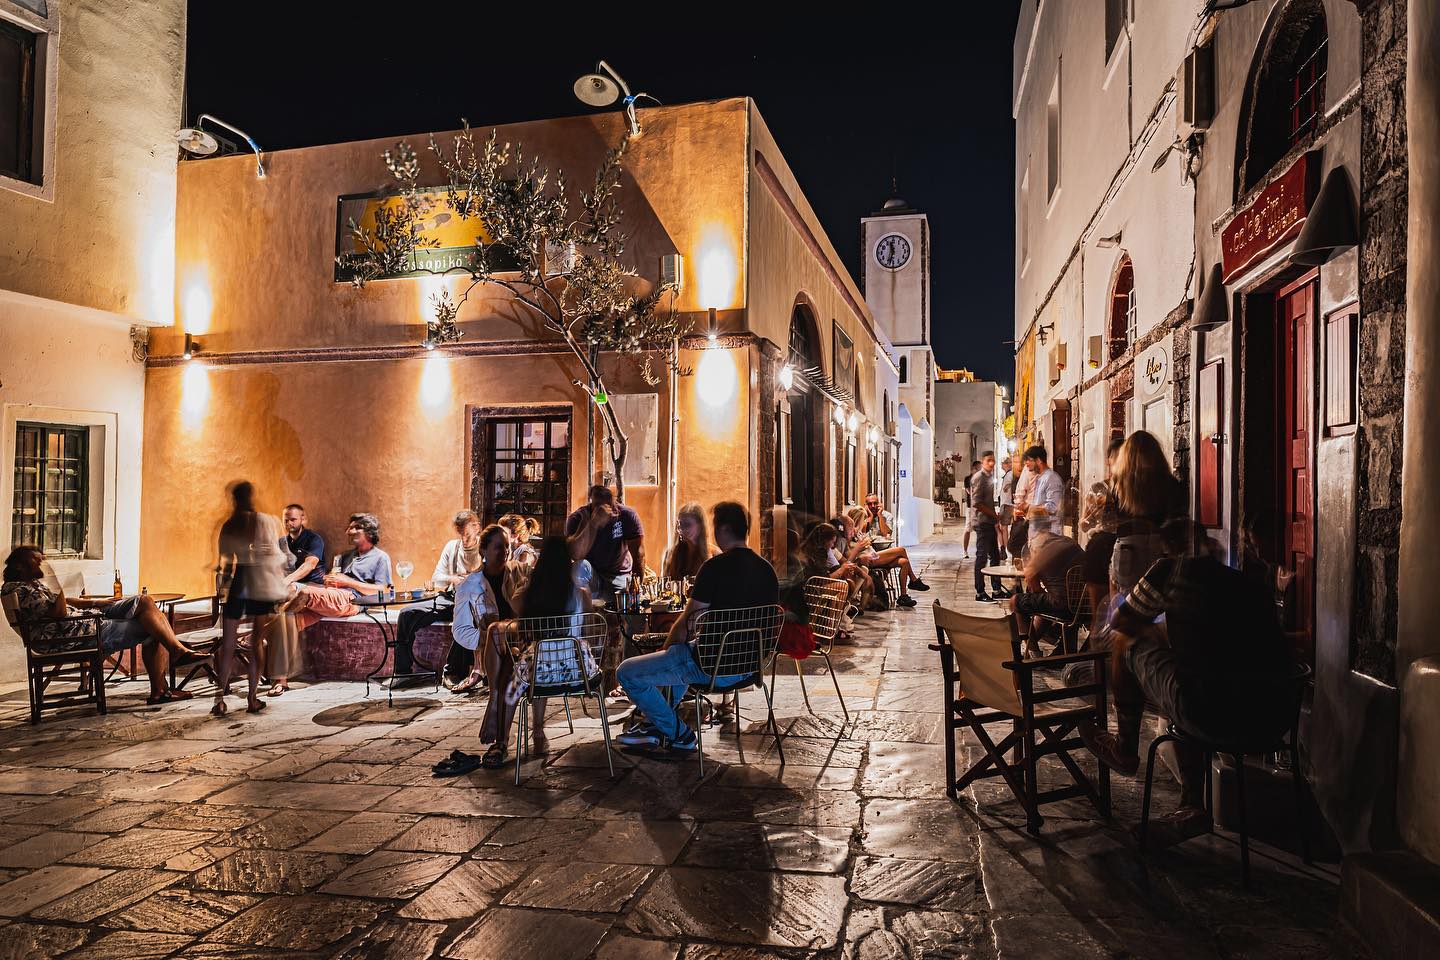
[84,592,184,604]
[980,566,1025,580]
[354,590,442,608]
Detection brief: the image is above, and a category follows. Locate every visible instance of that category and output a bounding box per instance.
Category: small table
[979,566,1024,601]
[355,591,444,704]
[608,605,683,657]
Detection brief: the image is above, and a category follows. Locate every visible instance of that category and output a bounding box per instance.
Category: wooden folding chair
[931,601,1111,834]
[3,595,106,725]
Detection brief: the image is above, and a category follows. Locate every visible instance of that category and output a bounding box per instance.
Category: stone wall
[1170,310,1193,488]
[1353,0,1408,684]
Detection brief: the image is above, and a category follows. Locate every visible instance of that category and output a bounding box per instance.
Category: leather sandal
[479,744,508,769]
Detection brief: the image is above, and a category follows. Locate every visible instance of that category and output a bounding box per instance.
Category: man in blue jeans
[615,501,779,751]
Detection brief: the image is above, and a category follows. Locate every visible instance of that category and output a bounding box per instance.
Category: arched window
[789,305,817,369]
[1237,0,1328,193]
[1108,255,1136,360]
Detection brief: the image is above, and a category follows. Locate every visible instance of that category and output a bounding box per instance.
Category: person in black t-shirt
[615,502,778,751]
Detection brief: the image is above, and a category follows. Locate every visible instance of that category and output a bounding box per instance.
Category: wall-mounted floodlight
[176,114,266,179]
[573,60,660,139]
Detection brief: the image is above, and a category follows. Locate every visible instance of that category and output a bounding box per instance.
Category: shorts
[1110,534,1167,594]
[223,596,278,620]
[1014,590,1071,620]
[99,617,150,654]
[1083,532,1117,585]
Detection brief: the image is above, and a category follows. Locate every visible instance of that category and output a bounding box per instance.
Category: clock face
[875,233,911,270]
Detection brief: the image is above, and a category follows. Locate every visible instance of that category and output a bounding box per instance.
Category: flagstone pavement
[0,534,1369,959]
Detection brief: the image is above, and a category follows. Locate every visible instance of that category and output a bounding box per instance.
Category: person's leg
[140,640,166,700]
[393,608,426,675]
[616,644,706,740]
[130,596,196,657]
[215,617,238,714]
[479,624,518,747]
[246,615,268,707]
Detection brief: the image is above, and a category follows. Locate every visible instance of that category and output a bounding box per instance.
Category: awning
[793,365,854,406]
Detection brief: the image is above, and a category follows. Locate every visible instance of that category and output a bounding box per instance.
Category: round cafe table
[980,565,1025,582]
[82,594,186,680]
[355,590,443,705]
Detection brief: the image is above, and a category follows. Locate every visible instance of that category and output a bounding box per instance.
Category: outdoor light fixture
[1291,167,1360,267]
[175,114,266,179]
[867,425,880,446]
[182,333,200,361]
[1037,322,1054,345]
[834,404,846,427]
[778,364,795,391]
[660,253,684,294]
[1192,263,1229,331]
[1095,231,1123,248]
[573,60,659,140]
[706,307,718,346]
[847,412,859,433]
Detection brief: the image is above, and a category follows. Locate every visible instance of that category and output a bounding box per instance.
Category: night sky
[185,10,1021,385]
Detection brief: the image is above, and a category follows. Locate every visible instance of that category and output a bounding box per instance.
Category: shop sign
[1220,152,1316,283]
[334,187,522,282]
[1138,343,1168,401]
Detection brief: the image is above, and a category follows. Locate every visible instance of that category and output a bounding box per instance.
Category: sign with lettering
[1220,153,1316,283]
[334,188,521,282]
[1138,343,1168,401]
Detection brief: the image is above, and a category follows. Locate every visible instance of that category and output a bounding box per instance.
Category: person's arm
[627,536,646,582]
[664,596,710,649]
[285,552,319,585]
[432,542,466,589]
[975,480,999,522]
[1039,475,1062,518]
[567,507,604,561]
[876,512,893,537]
[451,577,482,650]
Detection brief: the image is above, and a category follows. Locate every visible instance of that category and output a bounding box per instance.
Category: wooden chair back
[932,602,1021,716]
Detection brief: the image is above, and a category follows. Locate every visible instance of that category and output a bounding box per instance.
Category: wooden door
[1197,360,1223,528]
[1276,275,1316,651]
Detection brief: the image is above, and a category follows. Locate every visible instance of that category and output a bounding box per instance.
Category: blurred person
[1109,431,1187,596]
[1079,437,1125,630]
[1007,528,1085,657]
[2,546,197,705]
[844,507,930,606]
[1009,455,1032,558]
[214,481,287,717]
[831,514,877,610]
[662,502,715,581]
[566,485,644,602]
[449,525,529,697]
[961,459,981,557]
[391,510,485,688]
[473,533,587,767]
[616,502,778,751]
[1022,446,1064,537]
[971,451,1005,602]
[996,456,1014,560]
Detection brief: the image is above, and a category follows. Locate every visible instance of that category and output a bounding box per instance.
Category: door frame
[1273,269,1319,659]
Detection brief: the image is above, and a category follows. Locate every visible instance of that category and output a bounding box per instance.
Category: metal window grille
[485,416,571,536]
[1289,36,1327,147]
[1124,286,1138,348]
[12,423,88,557]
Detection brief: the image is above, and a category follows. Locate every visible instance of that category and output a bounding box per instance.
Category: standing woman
[214,481,287,716]
[1109,431,1187,596]
[662,502,715,582]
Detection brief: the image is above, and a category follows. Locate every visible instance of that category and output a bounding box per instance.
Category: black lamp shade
[1291,167,1359,266]
[1192,263,1228,331]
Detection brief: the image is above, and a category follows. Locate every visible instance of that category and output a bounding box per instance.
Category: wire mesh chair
[1037,565,1092,654]
[686,603,785,776]
[772,577,850,720]
[509,611,616,785]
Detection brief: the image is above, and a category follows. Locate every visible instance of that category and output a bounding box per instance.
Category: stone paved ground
[0,535,1368,959]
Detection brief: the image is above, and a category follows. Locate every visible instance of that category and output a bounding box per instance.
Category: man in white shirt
[1023,445,1065,538]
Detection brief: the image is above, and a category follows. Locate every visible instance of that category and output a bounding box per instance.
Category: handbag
[778,620,816,660]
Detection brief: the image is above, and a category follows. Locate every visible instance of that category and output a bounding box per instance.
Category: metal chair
[932,601,1111,834]
[3,596,106,725]
[1140,663,1313,882]
[685,603,786,776]
[772,577,849,720]
[509,611,616,785]
[1037,565,1092,654]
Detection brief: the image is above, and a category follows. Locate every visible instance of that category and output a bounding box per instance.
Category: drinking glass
[396,560,414,589]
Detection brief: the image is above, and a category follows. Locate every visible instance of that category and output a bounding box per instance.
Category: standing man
[566,485,645,603]
[280,504,325,588]
[996,457,1013,561]
[1023,446,1064,537]
[961,459,981,558]
[971,451,1005,602]
[615,502,778,751]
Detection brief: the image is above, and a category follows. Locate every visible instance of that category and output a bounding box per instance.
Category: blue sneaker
[616,725,661,748]
[669,727,699,752]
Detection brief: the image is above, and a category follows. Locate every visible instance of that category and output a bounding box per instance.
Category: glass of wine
[396,560,414,591]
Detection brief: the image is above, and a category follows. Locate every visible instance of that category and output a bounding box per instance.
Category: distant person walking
[961,460,981,558]
[971,451,1005,601]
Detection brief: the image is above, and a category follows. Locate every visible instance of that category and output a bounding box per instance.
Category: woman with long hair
[214,481,287,716]
[476,535,591,768]
[499,514,539,568]
[1108,431,1187,595]
[662,502,714,581]
[449,525,527,695]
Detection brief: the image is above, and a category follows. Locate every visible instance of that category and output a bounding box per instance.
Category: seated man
[1081,521,1296,844]
[2,546,196,705]
[615,502,778,751]
[393,510,483,688]
[1007,528,1085,655]
[267,503,326,696]
[566,485,645,604]
[294,513,391,629]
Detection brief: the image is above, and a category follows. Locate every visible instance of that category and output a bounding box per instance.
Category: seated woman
[2,546,197,705]
[475,535,592,769]
[844,507,928,607]
[499,514,539,568]
[661,502,716,582]
[448,525,528,695]
[830,515,879,610]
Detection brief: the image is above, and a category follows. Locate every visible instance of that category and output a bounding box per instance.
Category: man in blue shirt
[1023,445,1064,537]
[279,504,325,587]
[324,513,392,599]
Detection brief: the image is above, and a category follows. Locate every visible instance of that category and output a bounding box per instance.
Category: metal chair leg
[596,691,616,778]
[793,657,813,714]
[693,689,705,778]
[1139,733,1174,851]
[820,650,848,720]
[563,694,574,734]
[762,679,784,767]
[515,694,527,786]
[1234,753,1250,883]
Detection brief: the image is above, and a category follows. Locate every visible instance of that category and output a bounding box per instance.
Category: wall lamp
[182,333,201,361]
[1095,231,1123,248]
[1037,322,1055,345]
[778,363,795,391]
[175,114,266,179]
[706,307,718,345]
[573,60,659,140]
[660,253,684,294]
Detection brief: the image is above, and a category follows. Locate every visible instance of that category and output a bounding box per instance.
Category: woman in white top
[449,525,528,695]
[391,510,487,685]
[214,481,287,717]
[498,514,539,568]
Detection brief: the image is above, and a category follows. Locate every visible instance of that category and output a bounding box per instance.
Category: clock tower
[862,196,930,348]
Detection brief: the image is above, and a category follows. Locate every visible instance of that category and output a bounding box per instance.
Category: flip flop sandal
[479,746,508,769]
[433,754,483,777]
[147,693,175,705]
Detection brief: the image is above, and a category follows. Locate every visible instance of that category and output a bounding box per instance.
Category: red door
[1276,275,1316,656]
